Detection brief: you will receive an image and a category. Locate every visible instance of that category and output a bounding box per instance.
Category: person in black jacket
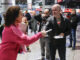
[0,24,4,38]
[0,14,2,25]
[25,10,31,21]
[45,4,71,60]
[40,9,50,60]
[24,10,32,29]
[34,11,43,32]
[68,9,79,50]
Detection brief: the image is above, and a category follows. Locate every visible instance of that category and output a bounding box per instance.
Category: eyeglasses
[44,13,48,14]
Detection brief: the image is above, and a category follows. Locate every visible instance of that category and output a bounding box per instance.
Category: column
[42,0,45,11]
[0,0,15,24]
[2,0,15,13]
[27,0,32,10]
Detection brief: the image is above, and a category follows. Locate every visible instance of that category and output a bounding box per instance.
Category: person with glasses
[45,4,71,60]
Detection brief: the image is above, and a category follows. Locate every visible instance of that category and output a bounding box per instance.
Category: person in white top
[19,17,31,52]
[19,17,28,34]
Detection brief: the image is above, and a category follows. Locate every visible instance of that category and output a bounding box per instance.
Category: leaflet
[54,35,64,39]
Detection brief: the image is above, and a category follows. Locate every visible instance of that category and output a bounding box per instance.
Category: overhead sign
[0,0,2,13]
[28,3,32,9]
[64,8,72,13]
[36,8,42,11]
[27,0,32,10]
[57,0,63,3]
[75,0,80,2]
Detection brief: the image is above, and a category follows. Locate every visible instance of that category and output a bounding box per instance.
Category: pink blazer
[0,25,42,60]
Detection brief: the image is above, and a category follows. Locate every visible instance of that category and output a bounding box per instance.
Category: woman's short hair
[4,6,20,26]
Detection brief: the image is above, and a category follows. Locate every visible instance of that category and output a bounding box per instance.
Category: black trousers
[38,23,42,32]
[49,39,66,60]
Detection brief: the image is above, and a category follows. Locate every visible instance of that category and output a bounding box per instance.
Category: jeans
[70,29,76,48]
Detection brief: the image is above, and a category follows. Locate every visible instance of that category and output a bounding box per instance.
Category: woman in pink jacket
[0,6,46,60]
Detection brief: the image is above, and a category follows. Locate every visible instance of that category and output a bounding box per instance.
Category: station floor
[17,25,80,60]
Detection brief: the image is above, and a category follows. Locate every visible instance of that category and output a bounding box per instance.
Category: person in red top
[0,6,46,60]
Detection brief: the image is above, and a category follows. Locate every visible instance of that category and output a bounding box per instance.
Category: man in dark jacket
[39,9,50,60]
[34,11,43,32]
[0,24,4,38]
[25,10,31,21]
[0,14,2,25]
[69,9,79,50]
[45,4,71,60]
[25,10,32,29]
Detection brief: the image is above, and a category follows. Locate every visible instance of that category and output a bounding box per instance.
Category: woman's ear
[15,18,19,23]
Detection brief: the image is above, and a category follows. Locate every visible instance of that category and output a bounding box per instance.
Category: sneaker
[41,57,45,60]
[72,47,75,50]
[27,49,31,52]
[46,59,50,60]
[68,45,72,48]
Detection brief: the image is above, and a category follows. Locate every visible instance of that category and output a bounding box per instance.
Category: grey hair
[52,4,61,11]
[44,9,49,12]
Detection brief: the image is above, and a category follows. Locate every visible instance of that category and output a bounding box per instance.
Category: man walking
[40,9,50,60]
[69,9,79,50]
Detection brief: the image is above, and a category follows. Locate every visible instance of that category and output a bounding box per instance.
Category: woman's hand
[41,30,46,37]
[59,33,64,37]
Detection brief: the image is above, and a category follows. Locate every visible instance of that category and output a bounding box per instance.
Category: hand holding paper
[46,29,52,33]
[41,29,52,37]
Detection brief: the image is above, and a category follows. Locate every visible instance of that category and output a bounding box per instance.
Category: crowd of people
[0,4,80,60]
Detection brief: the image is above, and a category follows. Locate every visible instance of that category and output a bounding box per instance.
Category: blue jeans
[70,29,76,48]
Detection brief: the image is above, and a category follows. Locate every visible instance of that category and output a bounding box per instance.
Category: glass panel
[45,0,54,5]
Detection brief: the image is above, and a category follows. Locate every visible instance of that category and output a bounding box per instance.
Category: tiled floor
[0,25,80,60]
[17,25,80,60]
